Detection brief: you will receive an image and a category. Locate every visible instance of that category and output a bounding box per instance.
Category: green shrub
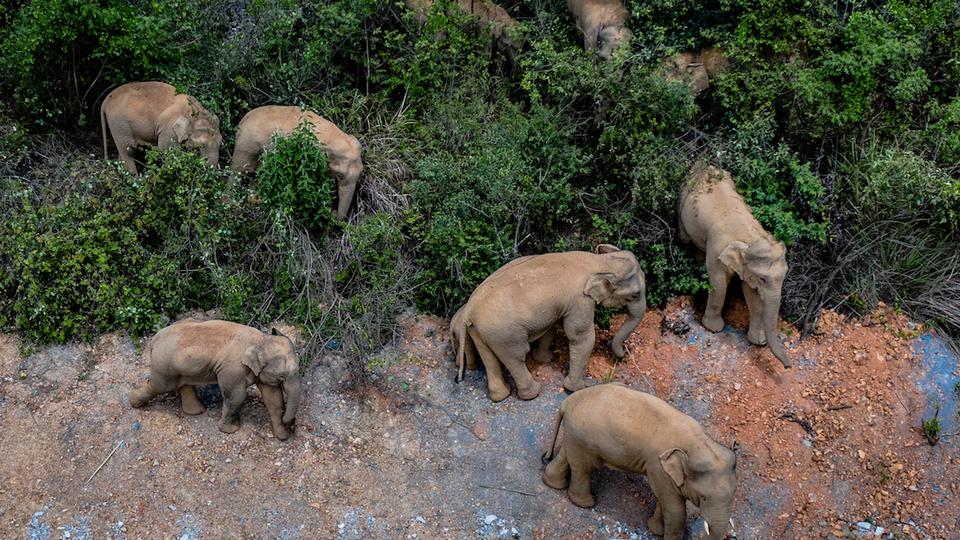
[256,123,336,235]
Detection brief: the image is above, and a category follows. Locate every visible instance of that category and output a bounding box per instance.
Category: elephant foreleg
[660,493,688,540]
[469,329,511,402]
[257,382,291,440]
[179,385,205,415]
[218,385,246,434]
[562,316,595,392]
[702,264,730,333]
[648,501,665,536]
[742,283,767,345]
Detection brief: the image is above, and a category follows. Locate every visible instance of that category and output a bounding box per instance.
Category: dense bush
[2,0,959,356]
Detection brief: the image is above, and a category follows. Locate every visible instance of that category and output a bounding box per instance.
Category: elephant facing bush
[128,320,303,440]
[542,383,737,540]
[452,245,646,401]
[678,164,792,368]
[567,0,633,60]
[231,105,363,220]
[100,81,221,174]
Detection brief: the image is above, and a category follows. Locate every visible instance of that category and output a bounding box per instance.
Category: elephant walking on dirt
[451,245,646,402]
[542,383,737,540]
[230,105,363,220]
[129,320,303,441]
[100,81,222,174]
[678,164,792,368]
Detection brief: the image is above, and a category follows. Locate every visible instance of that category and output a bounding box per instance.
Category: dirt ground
[0,297,957,539]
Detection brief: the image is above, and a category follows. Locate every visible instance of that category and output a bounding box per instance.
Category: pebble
[484,514,497,525]
[414,515,426,524]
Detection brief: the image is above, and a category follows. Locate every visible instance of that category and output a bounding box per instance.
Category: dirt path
[0,298,957,539]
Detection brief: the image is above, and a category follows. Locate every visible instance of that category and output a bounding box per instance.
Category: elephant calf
[659,47,728,94]
[678,164,792,368]
[129,320,303,440]
[231,105,363,220]
[100,81,222,174]
[567,0,633,60]
[452,245,646,401]
[543,384,737,540]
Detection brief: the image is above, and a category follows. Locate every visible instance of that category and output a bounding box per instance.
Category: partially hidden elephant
[542,383,737,540]
[405,0,524,59]
[452,245,646,401]
[678,164,792,368]
[128,320,303,440]
[231,105,363,220]
[567,0,633,60]
[659,47,728,93]
[100,81,222,174]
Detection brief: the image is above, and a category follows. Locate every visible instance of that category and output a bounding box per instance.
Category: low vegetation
[1,0,958,371]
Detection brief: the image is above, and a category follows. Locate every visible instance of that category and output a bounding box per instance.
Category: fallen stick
[87,440,123,483]
[478,484,536,497]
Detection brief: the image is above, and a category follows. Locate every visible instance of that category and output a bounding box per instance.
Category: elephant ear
[659,448,688,488]
[241,343,266,376]
[172,116,190,143]
[718,241,749,275]
[584,272,615,303]
[595,244,620,254]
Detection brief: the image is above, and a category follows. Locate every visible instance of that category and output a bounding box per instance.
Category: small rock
[855,521,872,532]
[874,526,884,536]
[414,515,426,524]
[168,505,177,512]
[132,421,141,431]
[733,383,741,391]
[484,514,497,525]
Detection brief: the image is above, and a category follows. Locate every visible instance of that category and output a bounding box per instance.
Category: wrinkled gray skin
[452,245,646,401]
[101,81,221,174]
[128,320,302,440]
[678,164,792,368]
[567,0,633,59]
[543,383,737,540]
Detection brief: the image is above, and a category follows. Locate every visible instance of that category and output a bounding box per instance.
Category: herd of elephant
[115,2,772,539]
[128,163,783,540]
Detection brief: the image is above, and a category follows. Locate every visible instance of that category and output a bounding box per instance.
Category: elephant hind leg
[542,444,571,490]
[179,385,205,415]
[531,327,556,364]
[128,377,176,408]
[488,338,541,400]
[469,329,511,402]
[565,439,596,508]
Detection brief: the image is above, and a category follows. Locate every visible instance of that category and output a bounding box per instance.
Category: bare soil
[0,297,957,539]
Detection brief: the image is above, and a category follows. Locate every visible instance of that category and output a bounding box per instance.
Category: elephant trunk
[763,294,792,368]
[205,146,220,168]
[611,296,646,358]
[702,508,733,540]
[336,180,358,220]
[281,375,302,424]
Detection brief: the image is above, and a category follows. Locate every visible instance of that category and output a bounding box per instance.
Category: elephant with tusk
[451,245,646,401]
[129,320,303,440]
[678,163,792,368]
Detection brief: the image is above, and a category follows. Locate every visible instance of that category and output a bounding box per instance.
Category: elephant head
[597,25,633,60]
[158,98,222,167]
[662,51,710,93]
[243,328,303,424]
[660,445,737,540]
[719,237,792,368]
[585,244,647,358]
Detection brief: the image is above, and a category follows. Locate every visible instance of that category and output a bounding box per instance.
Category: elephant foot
[562,375,588,393]
[532,349,553,364]
[647,515,665,536]
[542,469,569,490]
[516,380,542,401]
[271,424,292,441]
[747,326,767,346]
[218,420,241,434]
[702,314,725,333]
[182,402,206,415]
[128,390,146,408]
[488,384,511,402]
[568,490,594,508]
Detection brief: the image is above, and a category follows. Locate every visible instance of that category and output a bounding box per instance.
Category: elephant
[100,81,221,174]
[678,164,792,368]
[567,0,633,60]
[128,320,303,441]
[404,0,524,60]
[451,245,646,401]
[542,383,737,540]
[230,105,363,220]
[659,47,728,94]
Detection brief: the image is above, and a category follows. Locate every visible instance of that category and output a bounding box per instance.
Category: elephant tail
[541,403,565,465]
[100,100,109,160]
[454,319,468,383]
